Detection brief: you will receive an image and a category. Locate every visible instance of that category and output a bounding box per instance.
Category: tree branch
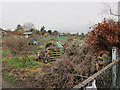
[104,3,120,17]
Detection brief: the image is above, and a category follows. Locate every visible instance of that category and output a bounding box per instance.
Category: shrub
[4,35,29,50]
[86,18,119,52]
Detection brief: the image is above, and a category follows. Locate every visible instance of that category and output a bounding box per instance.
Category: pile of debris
[20,38,111,88]
[32,40,111,88]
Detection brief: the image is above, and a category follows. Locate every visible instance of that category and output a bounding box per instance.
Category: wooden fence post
[112,47,117,88]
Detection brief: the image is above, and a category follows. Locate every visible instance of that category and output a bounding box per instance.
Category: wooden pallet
[47,48,61,61]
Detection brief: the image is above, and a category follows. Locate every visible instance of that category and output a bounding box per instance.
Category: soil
[2,78,14,88]
[2,77,22,88]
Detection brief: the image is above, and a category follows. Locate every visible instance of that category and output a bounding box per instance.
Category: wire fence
[73,58,120,89]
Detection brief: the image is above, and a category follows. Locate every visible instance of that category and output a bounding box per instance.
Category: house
[22,32,32,38]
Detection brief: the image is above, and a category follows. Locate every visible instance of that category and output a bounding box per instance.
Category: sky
[0,0,119,34]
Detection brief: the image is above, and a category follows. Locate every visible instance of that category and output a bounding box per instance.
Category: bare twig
[103,3,120,17]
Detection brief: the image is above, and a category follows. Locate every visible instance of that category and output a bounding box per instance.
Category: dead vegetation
[2,34,112,88]
[22,41,111,88]
[2,18,115,88]
[3,35,29,50]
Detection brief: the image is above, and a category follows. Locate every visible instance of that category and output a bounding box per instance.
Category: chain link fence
[73,58,120,89]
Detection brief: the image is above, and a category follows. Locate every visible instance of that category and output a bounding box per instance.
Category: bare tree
[103,3,120,17]
[101,2,120,28]
[22,22,35,31]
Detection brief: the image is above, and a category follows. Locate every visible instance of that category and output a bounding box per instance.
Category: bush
[4,35,29,50]
[86,18,119,52]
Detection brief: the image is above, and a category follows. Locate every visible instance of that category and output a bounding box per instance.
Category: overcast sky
[1,1,118,33]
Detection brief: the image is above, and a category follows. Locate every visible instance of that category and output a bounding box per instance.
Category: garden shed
[22,32,32,38]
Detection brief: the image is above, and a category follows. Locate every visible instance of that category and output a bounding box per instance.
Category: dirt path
[2,78,14,88]
[2,77,23,88]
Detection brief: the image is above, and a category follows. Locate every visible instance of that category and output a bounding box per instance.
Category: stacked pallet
[46,47,61,61]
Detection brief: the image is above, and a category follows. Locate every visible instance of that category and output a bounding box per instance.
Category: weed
[3,71,18,83]
[2,50,12,57]
[36,65,40,68]
[6,58,23,68]
[4,57,40,68]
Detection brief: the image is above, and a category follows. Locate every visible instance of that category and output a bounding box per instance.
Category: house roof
[23,32,32,35]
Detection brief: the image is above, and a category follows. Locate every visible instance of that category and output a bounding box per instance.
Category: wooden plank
[52,54,60,55]
[53,52,60,53]
[49,57,55,58]
[49,59,56,60]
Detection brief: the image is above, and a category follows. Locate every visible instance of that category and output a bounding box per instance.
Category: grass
[36,65,40,68]
[2,49,12,57]
[3,56,43,69]
[2,56,45,83]
[3,71,18,83]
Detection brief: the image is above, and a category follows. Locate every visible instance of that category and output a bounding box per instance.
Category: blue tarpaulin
[57,36,66,39]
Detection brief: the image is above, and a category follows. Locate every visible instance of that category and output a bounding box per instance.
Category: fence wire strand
[73,58,120,89]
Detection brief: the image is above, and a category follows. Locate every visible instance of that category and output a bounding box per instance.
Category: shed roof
[23,32,32,35]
